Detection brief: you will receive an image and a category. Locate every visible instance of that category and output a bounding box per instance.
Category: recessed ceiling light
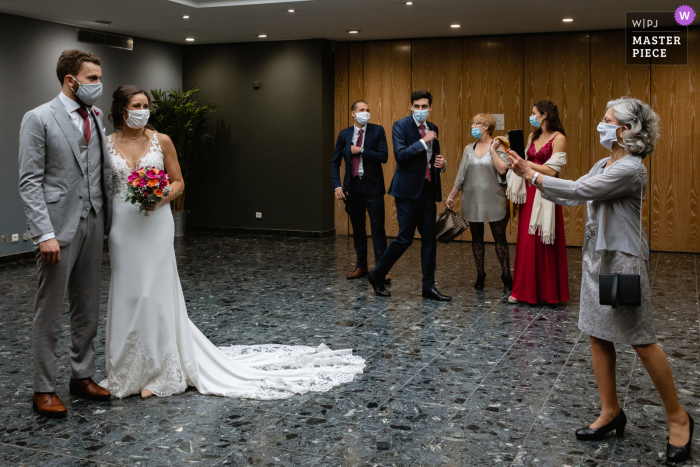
[563,18,573,22]
[288,9,295,12]
[406,1,413,4]
[348,30,359,34]
[258,34,268,38]
[183,15,189,19]
[451,24,460,28]
[185,38,195,41]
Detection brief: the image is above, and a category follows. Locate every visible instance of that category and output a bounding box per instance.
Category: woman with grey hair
[507,97,693,463]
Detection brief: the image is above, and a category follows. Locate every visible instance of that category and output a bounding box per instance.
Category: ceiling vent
[77,28,133,51]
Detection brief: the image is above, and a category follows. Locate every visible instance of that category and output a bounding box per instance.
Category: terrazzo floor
[0,232,698,466]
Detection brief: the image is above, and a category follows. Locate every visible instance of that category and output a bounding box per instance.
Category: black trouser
[348,176,387,269]
[373,180,437,291]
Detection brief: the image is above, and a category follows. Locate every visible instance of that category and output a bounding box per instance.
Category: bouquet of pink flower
[125,166,171,215]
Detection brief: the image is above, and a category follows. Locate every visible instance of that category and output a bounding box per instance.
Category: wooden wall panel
[333,41,350,236]
[524,33,590,247]
[411,38,463,240]
[334,30,698,253]
[590,31,652,241]
[462,36,524,243]
[362,41,413,239]
[650,29,700,253]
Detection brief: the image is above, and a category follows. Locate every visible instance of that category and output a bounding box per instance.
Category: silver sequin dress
[454,143,509,222]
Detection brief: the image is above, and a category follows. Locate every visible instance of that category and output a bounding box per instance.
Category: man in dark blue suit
[368,90,452,301]
[331,100,389,279]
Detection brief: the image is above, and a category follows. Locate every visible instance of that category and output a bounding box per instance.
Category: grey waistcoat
[76,117,104,217]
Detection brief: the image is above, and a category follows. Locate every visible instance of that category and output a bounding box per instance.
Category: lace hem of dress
[215,344,365,400]
[99,331,198,399]
[100,336,365,400]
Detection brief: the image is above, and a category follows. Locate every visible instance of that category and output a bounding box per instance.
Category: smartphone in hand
[508,129,526,158]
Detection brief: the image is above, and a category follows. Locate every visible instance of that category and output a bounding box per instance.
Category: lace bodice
[526,134,559,165]
[108,131,165,203]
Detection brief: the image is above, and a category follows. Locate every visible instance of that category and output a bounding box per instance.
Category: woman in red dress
[509,101,570,304]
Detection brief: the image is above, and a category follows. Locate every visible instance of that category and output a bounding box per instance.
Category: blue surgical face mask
[413,108,429,123]
[597,122,620,150]
[529,115,541,128]
[471,127,482,139]
[69,75,103,106]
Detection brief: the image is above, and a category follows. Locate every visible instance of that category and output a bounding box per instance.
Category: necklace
[120,129,147,143]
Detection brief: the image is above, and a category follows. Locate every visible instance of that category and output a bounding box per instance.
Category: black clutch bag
[599,272,641,308]
[598,164,644,309]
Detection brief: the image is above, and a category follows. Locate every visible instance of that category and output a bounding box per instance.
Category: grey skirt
[579,231,656,345]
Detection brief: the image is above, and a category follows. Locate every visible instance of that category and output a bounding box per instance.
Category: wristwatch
[531,172,539,185]
[360,148,364,154]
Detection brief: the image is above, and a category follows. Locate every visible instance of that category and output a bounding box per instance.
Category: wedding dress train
[100,132,364,399]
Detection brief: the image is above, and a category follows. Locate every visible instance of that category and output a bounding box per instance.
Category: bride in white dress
[100,85,364,399]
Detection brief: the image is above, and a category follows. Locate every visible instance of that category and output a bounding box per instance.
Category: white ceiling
[0,0,690,45]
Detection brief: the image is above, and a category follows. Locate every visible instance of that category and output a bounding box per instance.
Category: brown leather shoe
[69,377,111,401]
[33,392,67,418]
[347,267,369,280]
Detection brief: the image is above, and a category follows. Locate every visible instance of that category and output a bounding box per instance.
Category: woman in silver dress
[446,113,512,291]
[507,97,693,464]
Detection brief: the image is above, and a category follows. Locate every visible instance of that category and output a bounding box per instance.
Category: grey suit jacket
[18,96,113,246]
[542,154,648,260]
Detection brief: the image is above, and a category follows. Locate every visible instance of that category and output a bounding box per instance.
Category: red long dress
[510,137,570,304]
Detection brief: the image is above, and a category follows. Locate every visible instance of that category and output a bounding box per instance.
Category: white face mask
[354,112,370,125]
[597,122,620,150]
[124,109,150,129]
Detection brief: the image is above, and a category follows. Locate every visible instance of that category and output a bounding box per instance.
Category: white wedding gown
[100,132,364,399]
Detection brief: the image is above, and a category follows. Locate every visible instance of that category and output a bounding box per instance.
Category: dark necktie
[76,107,91,145]
[419,124,431,182]
[352,129,364,177]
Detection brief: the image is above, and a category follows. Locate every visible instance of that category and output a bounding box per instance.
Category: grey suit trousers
[33,208,104,392]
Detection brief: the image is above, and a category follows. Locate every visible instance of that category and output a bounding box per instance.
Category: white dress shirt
[352,123,367,176]
[413,115,433,178]
[33,92,95,245]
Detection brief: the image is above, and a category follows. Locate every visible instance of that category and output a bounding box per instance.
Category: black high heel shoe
[667,411,694,463]
[501,273,513,292]
[576,409,627,440]
[474,274,486,290]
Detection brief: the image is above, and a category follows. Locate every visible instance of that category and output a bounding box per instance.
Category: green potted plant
[150,87,219,236]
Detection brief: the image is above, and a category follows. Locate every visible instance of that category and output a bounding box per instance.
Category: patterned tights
[469,214,511,278]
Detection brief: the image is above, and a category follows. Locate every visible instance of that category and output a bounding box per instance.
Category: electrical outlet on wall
[1,235,7,243]
[256,212,262,219]
[11,234,19,242]
[23,233,29,241]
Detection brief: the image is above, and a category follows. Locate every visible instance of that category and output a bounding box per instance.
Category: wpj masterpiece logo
[626,5,694,65]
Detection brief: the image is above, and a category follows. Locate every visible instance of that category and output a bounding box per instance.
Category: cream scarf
[506,135,566,245]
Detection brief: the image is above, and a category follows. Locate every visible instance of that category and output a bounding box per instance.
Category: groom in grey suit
[18,49,114,418]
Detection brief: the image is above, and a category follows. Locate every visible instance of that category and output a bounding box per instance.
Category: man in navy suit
[368,90,452,301]
[331,100,389,279]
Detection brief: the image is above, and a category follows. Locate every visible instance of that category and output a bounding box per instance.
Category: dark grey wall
[183,39,335,233]
[0,13,182,258]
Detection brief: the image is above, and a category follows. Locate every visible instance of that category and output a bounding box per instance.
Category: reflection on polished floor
[0,233,698,466]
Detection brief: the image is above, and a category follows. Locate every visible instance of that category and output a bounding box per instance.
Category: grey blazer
[18,96,113,246]
[542,154,648,260]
